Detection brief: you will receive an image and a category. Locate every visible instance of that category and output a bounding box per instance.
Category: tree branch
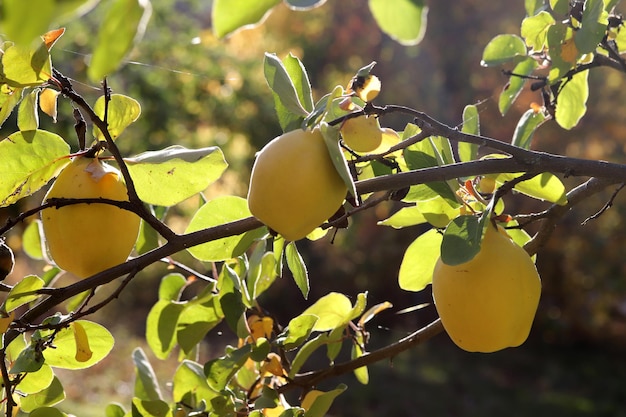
[278,319,444,393]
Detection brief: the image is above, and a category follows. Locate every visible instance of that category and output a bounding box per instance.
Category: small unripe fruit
[41,157,140,278]
[432,224,541,353]
[340,115,383,153]
[247,128,347,241]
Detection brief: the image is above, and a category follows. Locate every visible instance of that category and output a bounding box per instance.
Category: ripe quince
[41,156,140,278]
[432,224,541,353]
[247,128,347,241]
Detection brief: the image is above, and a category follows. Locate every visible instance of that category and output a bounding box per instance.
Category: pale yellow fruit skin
[340,115,383,153]
[247,128,347,241]
[41,157,140,278]
[432,225,541,353]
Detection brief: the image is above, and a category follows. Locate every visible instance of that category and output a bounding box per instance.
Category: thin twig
[581,182,625,225]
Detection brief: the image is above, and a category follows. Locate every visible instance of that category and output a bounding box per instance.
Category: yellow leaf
[39,88,60,122]
[72,321,93,362]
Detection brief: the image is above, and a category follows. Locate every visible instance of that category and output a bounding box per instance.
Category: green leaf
[212,0,280,38]
[4,274,44,312]
[18,89,39,131]
[303,384,346,417]
[555,70,589,129]
[173,360,218,405]
[301,292,354,331]
[185,196,265,262]
[403,141,458,205]
[218,269,246,333]
[546,23,575,80]
[0,130,69,207]
[481,34,527,66]
[499,172,568,205]
[264,53,310,131]
[351,334,369,384]
[576,0,609,54]
[126,146,228,207]
[20,376,65,412]
[88,0,152,81]
[277,314,318,350]
[440,215,486,266]
[511,108,547,149]
[204,345,252,391]
[132,347,163,401]
[43,320,114,369]
[146,300,184,360]
[521,11,556,52]
[131,398,171,417]
[282,53,314,113]
[368,0,428,46]
[378,205,428,228]
[29,407,67,417]
[17,364,54,394]
[177,298,222,355]
[22,220,44,260]
[10,344,45,374]
[1,42,51,87]
[550,0,569,14]
[526,0,548,16]
[158,273,187,301]
[499,58,538,115]
[398,228,443,292]
[0,84,24,127]
[289,333,330,377]
[106,403,127,417]
[249,252,278,300]
[93,94,141,141]
[321,123,357,199]
[136,218,160,255]
[286,241,309,299]
[459,105,479,162]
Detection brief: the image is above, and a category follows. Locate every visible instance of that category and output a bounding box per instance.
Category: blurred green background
[3,0,626,415]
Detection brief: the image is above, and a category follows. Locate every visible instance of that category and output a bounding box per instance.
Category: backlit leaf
[126,146,228,207]
[19,377,65,412]
[301,292,353,331]
[43,320,114,369]
[212,0,280,38]
[204,345,252,391]
[555,70,589,129]
[499,172,568,205]
[0,130,69,207]
[18,363,54,394]
[0,84,24,127]
[459,105,479,162]
[301,384,346,417]
[481,34,527,66]
[4,275,44,312]
[177,298,222,354]
[88,0,152,81]
[186,196,265,262]
[2,42,52,87]
[277,314,318,350]
[286,242,309,299]
[499,58,538,115]
[576,0,609,54]
[146,300,184,360]
[511,108,546,149]
[398,229,442,292]
[321,123,357,199]
[93,94,141,141]
[19,221,43,261]
[368,0,428,46]
[17,89,39,131]
[378,205,428,228]
[173,360,218,405]
[521,11,555,52]
[264,53,309,131]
